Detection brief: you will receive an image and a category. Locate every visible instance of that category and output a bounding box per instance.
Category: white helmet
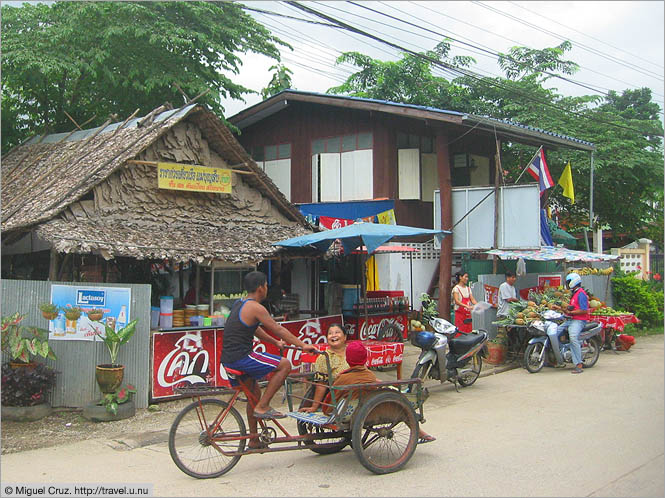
[566,272,581,289]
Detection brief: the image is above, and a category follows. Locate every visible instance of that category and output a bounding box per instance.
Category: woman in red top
[452,271,477,334]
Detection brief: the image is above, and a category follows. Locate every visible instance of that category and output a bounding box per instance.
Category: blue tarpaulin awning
[296,199,395,220]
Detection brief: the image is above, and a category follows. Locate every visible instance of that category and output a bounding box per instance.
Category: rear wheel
[582,336,601,368]
[352,391,418,474]
[458,353,482,387]
[524,343,546,373]
[297,385,348,454]
[168,399,245,479]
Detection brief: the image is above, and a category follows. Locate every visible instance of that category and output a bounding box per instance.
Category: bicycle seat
[224,366,245,377]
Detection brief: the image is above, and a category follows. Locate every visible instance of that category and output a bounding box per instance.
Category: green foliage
[98,384,136,415]
[61,306,82,320]
[1,312,57,363]
[1,1,289,152]
[328,41,664,242]
[1,362,57,407]
[38,302,58,314]
[261,64,294,99]
[612,274,664,326]
[420,293,439,323]
[94,319,138,365]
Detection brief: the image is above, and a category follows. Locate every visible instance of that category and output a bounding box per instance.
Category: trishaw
[168,347,429,477]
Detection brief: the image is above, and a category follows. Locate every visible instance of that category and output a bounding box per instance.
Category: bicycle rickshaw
[168,346,429,477]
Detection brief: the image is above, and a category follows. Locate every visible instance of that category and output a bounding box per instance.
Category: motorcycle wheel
[524,343,546,373]
[407,360,432,393]
[457,353,482,387]
[582,336,601,369]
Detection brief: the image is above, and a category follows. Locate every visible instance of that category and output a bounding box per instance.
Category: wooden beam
[436,130,453,321]
[49,249,59,281]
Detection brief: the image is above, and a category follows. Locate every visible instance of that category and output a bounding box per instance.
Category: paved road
[2,336,663,497]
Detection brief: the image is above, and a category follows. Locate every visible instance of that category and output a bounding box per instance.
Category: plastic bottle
[116,305,127,332]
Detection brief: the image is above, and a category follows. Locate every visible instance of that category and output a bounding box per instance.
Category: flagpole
[514,145,543,184]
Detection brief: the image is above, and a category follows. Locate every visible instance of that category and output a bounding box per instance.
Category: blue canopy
[297,199,394,220]
[273,221,451,256]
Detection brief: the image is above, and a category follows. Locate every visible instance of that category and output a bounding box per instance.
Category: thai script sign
[157,162,232,194]
[483,284,499,307]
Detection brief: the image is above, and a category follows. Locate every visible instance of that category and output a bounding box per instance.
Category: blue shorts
[222,351,282,385]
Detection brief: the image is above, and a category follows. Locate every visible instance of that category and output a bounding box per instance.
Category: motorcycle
[408,317,489,392]
[523,311,603,373]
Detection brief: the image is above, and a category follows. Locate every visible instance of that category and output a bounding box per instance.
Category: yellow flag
[558,162,575,204]
[365,255,379,291]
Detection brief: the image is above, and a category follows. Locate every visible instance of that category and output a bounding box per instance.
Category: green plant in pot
[98,384,136,415]
[62,306,82,321]
[93,319,138,394]
[1,312,57,364]
[38,302,59,321]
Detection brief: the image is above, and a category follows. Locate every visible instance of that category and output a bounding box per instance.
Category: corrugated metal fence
[1,279,151,408]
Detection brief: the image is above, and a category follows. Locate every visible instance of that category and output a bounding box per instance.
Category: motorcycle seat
[583,321,600,332]
[450,332,486,349]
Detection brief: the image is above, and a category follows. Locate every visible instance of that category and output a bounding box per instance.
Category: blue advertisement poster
[49,285,132,341]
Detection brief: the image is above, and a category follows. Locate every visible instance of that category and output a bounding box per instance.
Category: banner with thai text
[157,162,232,194]
[483,284,499,307]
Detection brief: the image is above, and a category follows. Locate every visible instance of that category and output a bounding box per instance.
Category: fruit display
[590,307,631,316]
[567,267,614,276]
[494,287,571,327]
[410,319,426,332]
[213,291,248,300]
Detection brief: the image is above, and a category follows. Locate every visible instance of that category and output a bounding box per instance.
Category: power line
[507,0,664,73]
[473,1,664,81]
[285,1,663,139]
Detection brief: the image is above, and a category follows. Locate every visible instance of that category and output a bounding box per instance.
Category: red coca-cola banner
[151,315,342,399]
[319,216,354,230]
[483,284,499,307]
[344,313,408,341]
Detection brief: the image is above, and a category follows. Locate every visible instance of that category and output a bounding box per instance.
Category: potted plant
[1,312,57,364]
[39,302,59,321]
[486,327,508,365]
[1,312,58,421]
[62,306,82,321]
[1,362,57,421]
[98,384,136,415]
[86,309,104,322]
[93,319,138,393]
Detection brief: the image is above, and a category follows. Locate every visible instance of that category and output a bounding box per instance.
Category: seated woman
[299,323,349,414]
[325,341,436,445]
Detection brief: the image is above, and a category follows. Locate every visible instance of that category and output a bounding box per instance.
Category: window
[311,133,373,202]
[251,143,292,200]
[396,132,436,201]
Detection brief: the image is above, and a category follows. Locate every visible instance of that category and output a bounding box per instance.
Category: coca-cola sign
[345,313,408,341]
[151,315,343,399]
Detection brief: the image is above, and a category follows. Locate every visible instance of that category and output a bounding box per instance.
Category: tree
[327,41,663,243]
[1,1,289,153]
[261,64,294,99]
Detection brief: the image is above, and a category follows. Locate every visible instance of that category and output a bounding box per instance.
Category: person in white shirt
[497,271,518,318]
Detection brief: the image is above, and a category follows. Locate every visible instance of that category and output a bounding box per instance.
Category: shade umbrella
[273,222,451,328]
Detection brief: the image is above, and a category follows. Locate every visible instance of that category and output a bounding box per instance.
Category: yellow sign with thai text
[377,209,396,225]
[157,162,232,194]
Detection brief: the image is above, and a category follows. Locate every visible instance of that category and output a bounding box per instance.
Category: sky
[221,1,665,119]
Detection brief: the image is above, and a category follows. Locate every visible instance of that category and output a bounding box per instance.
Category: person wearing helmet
[550,272,590,373]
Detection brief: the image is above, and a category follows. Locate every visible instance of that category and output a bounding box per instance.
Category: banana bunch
[568,267,614,276]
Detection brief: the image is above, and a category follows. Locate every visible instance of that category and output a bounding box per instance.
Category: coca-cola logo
[359,317,405,341]
[157,333,210,388]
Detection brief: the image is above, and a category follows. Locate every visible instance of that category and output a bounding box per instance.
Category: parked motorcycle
[408,317,488,392]
[523,313,603,373]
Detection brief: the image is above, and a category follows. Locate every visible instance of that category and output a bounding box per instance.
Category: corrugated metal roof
[230,89,594,151]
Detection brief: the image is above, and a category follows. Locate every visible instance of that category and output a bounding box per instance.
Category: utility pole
[436,130,452,320]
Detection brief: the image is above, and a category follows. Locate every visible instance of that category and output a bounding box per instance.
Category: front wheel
[351,391,419,474]
[582,336,601,368]
[524,343,546,373]
[458,353,482,387]
[168,399,246,479]
[407,360,432,393]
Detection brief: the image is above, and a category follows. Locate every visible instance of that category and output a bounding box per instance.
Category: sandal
[571,366,583,374]
[418,435,436,444]
[253,408,287,419]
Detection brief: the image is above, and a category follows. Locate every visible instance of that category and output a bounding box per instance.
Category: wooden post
[436,130,452,320]
[493,138,502,274]
[179,262,184,302]
[48,249,59,281]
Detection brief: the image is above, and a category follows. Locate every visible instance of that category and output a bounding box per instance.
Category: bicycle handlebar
[280,345,323,354]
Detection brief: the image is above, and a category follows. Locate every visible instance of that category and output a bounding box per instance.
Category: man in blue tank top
[221,271,317,445]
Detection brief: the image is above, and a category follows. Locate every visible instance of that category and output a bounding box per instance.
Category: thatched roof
[1,104,312,264]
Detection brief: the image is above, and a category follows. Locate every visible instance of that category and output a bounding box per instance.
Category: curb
[480,362,521,378]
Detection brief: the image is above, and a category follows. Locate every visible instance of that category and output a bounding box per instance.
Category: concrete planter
[82,400,135,422]
[1,403,52,422]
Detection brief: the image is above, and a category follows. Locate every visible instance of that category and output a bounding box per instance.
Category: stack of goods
[567,267,614,276]
[184,305,198,325]
[172,309,185,328]
[590,305,631,316]
[494,287,572,327]
[197,304,209,318]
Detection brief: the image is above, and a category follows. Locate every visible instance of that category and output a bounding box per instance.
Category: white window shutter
[320,153,341,202]
[264,159,291,201]
[398,148,420,200]
[420,153,438,201]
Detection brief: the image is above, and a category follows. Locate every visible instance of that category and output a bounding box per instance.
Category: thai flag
[527,148,554,195]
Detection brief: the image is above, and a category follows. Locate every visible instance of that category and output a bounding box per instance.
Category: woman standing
[452,271,477,334]
[299,324,349,413]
